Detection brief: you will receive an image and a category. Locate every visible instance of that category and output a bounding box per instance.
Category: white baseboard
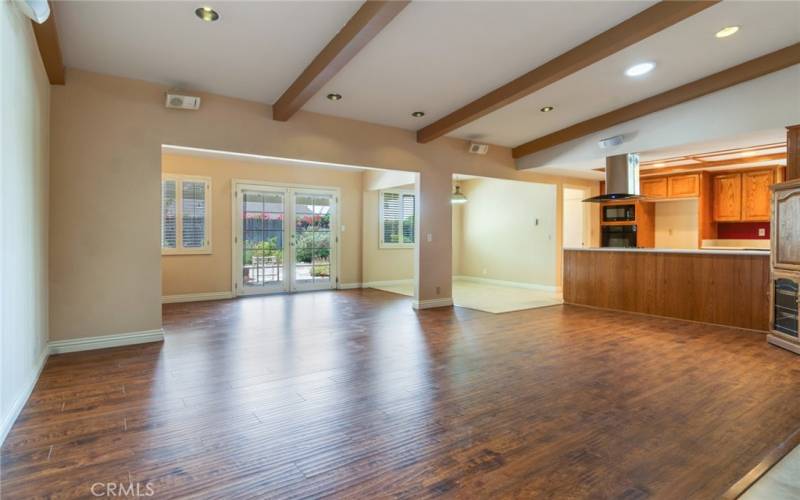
[162,291,234,304]
[412,297,453,310]
[364,279,414,288]
[454,275,560,293]
[768,334,800,355]
[337,283,362,290]
[49,329,165,355]
[0,347,49,446]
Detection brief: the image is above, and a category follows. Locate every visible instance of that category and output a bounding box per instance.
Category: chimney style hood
[583,153,641,202]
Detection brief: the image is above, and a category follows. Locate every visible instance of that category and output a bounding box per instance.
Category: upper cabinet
[713,169,776,222]
[640,173,699,199]
[668,174,700,198]
[713,173,743,221]
[742,170,774,221]
[641,177,667,198]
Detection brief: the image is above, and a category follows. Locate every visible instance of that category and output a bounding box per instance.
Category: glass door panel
[291,191,335,291]
[240,188,287,294]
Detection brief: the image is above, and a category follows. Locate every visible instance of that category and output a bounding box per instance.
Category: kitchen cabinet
[772,179,800,272]
[640,173,699,199]
[641,177,667,198]
[713,173,742,221]
[712,169,776,222]
[742,170,773,221]
[668,174,700,198]
[769,179,800,355]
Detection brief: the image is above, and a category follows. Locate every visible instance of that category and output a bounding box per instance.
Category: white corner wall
[458,178,558,286]
[1,2,51,443]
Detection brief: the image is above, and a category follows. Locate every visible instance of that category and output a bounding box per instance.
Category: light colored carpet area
[372,279,562,314]
[740,444,800,500]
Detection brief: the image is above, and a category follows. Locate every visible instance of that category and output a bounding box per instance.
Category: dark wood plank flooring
[2,289,799,498]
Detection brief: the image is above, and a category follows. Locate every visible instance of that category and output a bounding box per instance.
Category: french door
[234,183,337,295]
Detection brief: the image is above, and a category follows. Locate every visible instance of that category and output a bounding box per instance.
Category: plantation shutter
[161,179,177,249]
[182,180,207,248]
[161,176,211,253]
[381,191,415,246]
[382,192,401,244]
[401,193,415,243]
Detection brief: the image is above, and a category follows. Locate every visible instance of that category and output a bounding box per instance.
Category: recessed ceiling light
[540,106,554,113]
[625,62,655,77]
[411,111,425,117]
[715,26,740,38]
[195,6,219,22]
[326,93,342,101]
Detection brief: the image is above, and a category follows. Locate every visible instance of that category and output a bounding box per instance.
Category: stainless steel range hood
[583,153,641,203]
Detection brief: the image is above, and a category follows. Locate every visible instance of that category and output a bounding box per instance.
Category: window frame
[161,173,212,255]
[379,189,415,249]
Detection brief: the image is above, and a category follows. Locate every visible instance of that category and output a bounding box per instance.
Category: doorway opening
[563,186,591,248]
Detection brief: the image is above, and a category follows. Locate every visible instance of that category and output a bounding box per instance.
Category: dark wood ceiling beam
[31,2,65,85]
[272,0,409,121]
[416,0,718,144]
[513,43,800,159]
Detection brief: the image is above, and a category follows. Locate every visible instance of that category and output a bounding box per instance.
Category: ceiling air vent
[165,93,201,110]
[468,142,489,155]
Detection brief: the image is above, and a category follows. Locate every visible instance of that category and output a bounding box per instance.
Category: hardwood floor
[2,289,799,498]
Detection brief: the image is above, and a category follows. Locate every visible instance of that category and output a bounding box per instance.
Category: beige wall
[50,69,598,340]
[655,200,699,249]
[362,187,415,284]
[452,203,463,275]
[161,153,364,296]
[1,2,50,440]
[456,178,559,286]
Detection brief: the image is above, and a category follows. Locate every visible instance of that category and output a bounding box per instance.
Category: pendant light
[451,185,467,204]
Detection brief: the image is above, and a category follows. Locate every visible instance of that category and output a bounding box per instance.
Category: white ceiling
[302,0,654,130]
[55,1,362,104]
[55,1,800,175]
[453,1,800,147]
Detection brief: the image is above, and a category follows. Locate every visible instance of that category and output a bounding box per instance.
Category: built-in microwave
[603,204,635,222]
[602,225,637,248]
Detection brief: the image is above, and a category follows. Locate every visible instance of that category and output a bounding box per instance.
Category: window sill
[379,243,415,249]
[162,249,213,256]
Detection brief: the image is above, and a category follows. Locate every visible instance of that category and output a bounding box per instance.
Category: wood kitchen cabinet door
[741,170,774,221]
[641,177,667,198]
[713,173,742,221]
[668,174,700,198]
[772,181,800,272]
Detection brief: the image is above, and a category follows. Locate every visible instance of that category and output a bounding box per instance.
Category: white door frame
[231,179,340,296]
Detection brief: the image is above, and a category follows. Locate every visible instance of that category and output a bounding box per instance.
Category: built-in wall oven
[602,225,637,248]
[602,204,636,222]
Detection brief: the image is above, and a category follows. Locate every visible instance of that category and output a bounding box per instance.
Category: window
[161,175,211,254]
[380,190,415,248]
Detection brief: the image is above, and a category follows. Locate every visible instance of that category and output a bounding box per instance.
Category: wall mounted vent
[468,142,489,155]
[165,93,201,110]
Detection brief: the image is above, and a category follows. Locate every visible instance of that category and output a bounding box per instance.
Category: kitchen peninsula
[563,247,770,331]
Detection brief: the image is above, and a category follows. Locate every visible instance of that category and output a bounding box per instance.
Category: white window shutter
[161,180,177,249]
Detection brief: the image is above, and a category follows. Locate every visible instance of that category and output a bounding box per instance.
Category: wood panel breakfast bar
[563,248,771,331]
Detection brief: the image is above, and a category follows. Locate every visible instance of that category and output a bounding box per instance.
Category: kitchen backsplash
[717,222,770,240]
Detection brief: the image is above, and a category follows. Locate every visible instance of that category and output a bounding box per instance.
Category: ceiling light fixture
[195,6,219,22]
[625,62,655,77]
[540,106,554,113]
[715,26,740,38]
[326,93,342,101]
[411,111,425,117]
[451,185,467,204]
